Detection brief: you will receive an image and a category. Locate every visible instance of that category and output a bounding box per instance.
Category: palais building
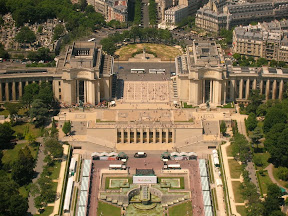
[0,41,288,107]
[0,42,114,105]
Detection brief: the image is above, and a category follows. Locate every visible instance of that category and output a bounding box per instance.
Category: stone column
[210,80,213,103]
[0,83,2,102]
[12,82,16,101]
[239,79,243,99]
[5,82,9,101]
[140,128,144,144]
[159,129,163,144]
[121,128,124,143]
[260,80,263,94]
[172,129,175,143]
[265,80,270,100]
[230,80,235,100]
[25,81,29,86]
[272,80,277,100]
[253,79,257,90]
[279,80,284,100]
[147,129,150,144]
[166,129,169,144]
[127,128,131,143]
[134,129,137,143]
[202,80,205,103]
[223,81,226,104]
[153,129,156,143]
[245,79,250,99]
[19,82,23,98]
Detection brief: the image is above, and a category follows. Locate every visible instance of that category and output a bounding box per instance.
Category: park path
[28,137,45,215]
[221,142,241,216]
[265,164,288,191]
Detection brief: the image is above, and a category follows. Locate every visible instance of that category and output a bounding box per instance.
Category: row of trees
[148,0,157,26]
[100,27,173,55]
[0,122,34,216]
[0,0,105,30]
[233,53,288,68]
[134,0,142,25]
[230,121,284,216]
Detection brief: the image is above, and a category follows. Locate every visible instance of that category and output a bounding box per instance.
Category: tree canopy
[15,26,36,44]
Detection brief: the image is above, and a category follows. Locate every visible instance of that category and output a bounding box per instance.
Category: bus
[109,164,127,170]
[164,164,181,170]
[149,69,165,74]
[131,69,145,74]
[88,38,95,42]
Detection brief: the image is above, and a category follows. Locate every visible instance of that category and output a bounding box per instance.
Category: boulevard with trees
[100,26,173,55]
[0,81,63,215]
[236,87,288,215]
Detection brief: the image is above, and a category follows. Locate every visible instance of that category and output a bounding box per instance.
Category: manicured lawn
[169,201,193,216]
[254,152,270,169]
[236,206,247,216]
[232,181,244,203]
[0,109,9,116]
[226,145,233,157]
[273,167,288,188]
[105,177,132,189]
[256,170,273,195]
[115,43,182,61]
[228,159,242,179]
[34,206,54,216]
[12,122,41,137]
[48,161,61,180]
[97,201,121,216]
[2,143,38,164]
[158,177,185,189]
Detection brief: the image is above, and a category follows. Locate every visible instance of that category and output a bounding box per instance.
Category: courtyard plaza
[85,153,205,216]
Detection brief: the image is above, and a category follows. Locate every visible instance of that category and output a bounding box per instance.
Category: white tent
[216,178,223,187]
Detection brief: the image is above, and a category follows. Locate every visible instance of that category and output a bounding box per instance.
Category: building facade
[195,0,288,34]
[174,41,288,106]
[0,42,114,105]
[233,20,288,62]
[88,0,128,22]
[164,5,188,25]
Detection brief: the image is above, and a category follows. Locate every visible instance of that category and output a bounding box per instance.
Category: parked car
[134,152,147,158]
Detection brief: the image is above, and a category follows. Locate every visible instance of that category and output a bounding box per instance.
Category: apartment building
[196,0,288,34]
[233,20,288,62]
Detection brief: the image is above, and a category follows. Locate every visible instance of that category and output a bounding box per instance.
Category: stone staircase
[172,80,178,99]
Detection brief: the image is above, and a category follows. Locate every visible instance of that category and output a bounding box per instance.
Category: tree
[44,138,63,158]
[270,59,278,67]
[254,154,264,167]
[62,121,71,136]
[233,53,241,61]
[15,26,36,44]
[0,170,28,216]
[25,133,36,146]
[29,99,49,127]
[246,202,264,216]
[263,107,287,133]
[220,121,227,136]
[12,146,35,186]
[37,82,54,108]
[100,38,116,55]
[9,194,29,216]
[0,122,15,149]
[250,126,262,149]
[246,113,257,131]
[21,83,39,107]
[276,167,288,181]
[257,58,268,67]
[53,24,65,40]
[0,43,9,59]
[246,90,263,114]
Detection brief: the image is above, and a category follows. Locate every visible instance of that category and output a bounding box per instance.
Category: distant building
[158,0,205,29]
[233,20,288,62]
[164,5,188,25]
[88,0,128,22]
[0,42,114,105]
[174,40,288,106]
[196,0,288,34]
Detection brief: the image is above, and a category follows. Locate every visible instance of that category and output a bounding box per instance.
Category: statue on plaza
[206,100,210,108]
